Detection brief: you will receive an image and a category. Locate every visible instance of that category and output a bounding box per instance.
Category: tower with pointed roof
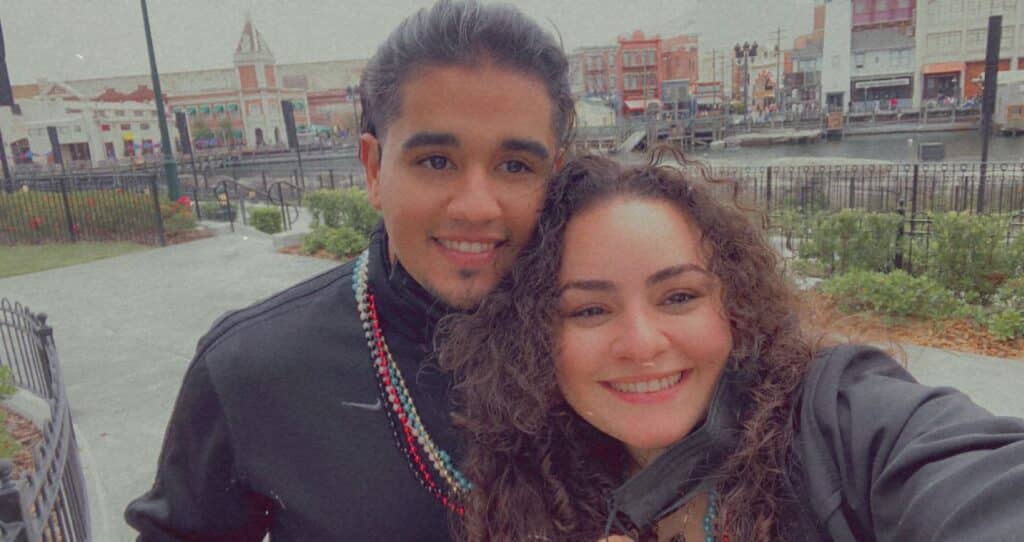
[228,16,301,147]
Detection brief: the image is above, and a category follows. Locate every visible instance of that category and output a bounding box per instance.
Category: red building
[617,31,664,114]
[662,35,700,82]
[851,0,915,29]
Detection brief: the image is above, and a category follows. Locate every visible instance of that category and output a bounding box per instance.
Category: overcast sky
[2,0,818,85]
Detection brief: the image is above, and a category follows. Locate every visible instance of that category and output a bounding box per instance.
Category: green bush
[924,212,1015,301]
[198,201,237,222]
[985,277,1024,341]
[0,366,20,459]
[160,199,197,233]
[249,207,283,234]
[821,269,963,321]
[798,210,902,275]
[302,225,368,258]
[306,188,380,235]
[0,366,15,400]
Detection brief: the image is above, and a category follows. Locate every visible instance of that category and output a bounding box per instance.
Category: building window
[134,111,145,117]
[115,109,125,116]
[120,123,131,131]
[1003,26,1015,50]
[854,53,866,68]
[855,0,868,13]
[607,53,615,69]
[140,123,150,130]
[927,31,962,54]
[101,124,111,132]
[966,28,987,50]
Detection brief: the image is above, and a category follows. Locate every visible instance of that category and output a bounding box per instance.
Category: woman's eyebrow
[646,264,711,287]
[558,280,614,295]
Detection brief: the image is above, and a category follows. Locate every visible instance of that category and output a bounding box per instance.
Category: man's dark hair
[359,0,575,148]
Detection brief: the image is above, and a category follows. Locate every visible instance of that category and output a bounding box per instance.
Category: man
[124,1,574,540]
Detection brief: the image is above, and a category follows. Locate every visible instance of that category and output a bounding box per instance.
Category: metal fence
[0,299,90,542]
[700,161,1024,216]
[1,172,167,246]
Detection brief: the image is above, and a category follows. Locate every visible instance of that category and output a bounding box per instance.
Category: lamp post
[734,41,758,122]
[140,0,181,201]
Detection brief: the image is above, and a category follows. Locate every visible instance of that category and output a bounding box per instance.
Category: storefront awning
[624,99,661,112]
[923,62,965,75]
[854,77,912,89]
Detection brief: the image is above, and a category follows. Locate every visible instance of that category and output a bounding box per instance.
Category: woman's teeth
[608,372,683,394]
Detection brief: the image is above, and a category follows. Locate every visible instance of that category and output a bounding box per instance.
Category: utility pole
[770,27,785,114]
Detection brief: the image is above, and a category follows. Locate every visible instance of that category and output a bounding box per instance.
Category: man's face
[361,64,560,309]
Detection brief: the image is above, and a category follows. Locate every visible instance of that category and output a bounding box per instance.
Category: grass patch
[0,242,150,278]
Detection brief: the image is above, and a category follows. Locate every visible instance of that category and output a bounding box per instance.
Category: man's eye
[500,160,531,174]
[419,156,450,170]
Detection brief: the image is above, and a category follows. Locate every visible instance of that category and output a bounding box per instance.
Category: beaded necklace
[660,490,722,542]
[353,250,470,515]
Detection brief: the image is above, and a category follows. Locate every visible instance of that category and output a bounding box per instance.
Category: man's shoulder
[195,259,360,367]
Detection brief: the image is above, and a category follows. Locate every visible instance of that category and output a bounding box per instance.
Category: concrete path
[0,224,336,542]
[0,223,1021,541]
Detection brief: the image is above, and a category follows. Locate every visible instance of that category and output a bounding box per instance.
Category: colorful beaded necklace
[352,250,470,515]
[662,490,723,542]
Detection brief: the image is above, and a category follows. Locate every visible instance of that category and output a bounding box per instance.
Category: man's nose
[446,166,501,223]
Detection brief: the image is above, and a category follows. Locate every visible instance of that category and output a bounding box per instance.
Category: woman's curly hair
[437,149,816,541]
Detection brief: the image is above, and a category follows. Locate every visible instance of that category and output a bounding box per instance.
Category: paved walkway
[0,224,1021,541]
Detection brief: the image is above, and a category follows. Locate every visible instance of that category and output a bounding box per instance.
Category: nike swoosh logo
[340,398,383,411]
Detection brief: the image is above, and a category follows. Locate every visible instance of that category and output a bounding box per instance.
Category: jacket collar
[366,224,456,347]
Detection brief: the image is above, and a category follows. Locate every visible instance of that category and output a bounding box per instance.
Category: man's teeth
[440,240,496,253]
[608,373,683,394]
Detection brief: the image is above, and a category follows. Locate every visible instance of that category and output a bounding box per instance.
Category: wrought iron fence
[700,161,1024,215]
[1,172,167,246]
[0,299,90,542]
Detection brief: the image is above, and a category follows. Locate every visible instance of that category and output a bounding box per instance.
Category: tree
[217,118,234,147]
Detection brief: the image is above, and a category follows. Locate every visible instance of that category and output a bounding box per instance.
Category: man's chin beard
[426,270,487,310]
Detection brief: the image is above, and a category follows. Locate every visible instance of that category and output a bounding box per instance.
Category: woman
[438,151,1024,541]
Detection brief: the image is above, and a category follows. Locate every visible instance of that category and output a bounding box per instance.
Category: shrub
[302,225,367,258]
[0,366,15,400]
[821,269,963,320]
[198,201,237,222]
[985,277,1024,341]
[249,207,283,234]
[160,197,197,233]
[925,212,1014,301]
[306,188,380,235]
[798,210,902,275]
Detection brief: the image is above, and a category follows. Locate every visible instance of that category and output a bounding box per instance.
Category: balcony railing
[853,7,915,26]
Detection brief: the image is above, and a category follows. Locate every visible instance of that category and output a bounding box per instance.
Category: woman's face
[555,196,733,467]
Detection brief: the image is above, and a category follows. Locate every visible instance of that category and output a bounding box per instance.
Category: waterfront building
[785,5,827,115]
[915,0,1024,106]
[569,45,618,99]
[0,80,176,168]
[822,0,854,111]
[617,31,664,115]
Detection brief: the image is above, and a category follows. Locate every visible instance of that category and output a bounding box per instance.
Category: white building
[822,0,854,111]
[1,81,173,168]
[849,27,916,111]
[915,0,1024,107]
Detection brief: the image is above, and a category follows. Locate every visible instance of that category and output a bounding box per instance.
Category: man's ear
[360,133,383,210]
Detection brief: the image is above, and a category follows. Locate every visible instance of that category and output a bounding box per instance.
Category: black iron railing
[0,299,90,542]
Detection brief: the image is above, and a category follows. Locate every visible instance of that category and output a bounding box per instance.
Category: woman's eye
[664,292,695,305]
[419,156,450,170]
[569,306,607,318]
[500,160,531,174]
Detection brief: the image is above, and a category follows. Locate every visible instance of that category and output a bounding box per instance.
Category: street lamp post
[140,0,181,201]
[734,42,758,122]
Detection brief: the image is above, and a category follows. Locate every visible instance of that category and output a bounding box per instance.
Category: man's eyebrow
[647,264,712,286]
[558,280,614,295]
[402,132,459,151]
[500,138,550,161]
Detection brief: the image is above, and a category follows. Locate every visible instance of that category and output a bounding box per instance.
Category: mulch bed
[803,291,1024,360]
[277,245,343,261]
[1,404,43,479]
[166,227,215,245]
